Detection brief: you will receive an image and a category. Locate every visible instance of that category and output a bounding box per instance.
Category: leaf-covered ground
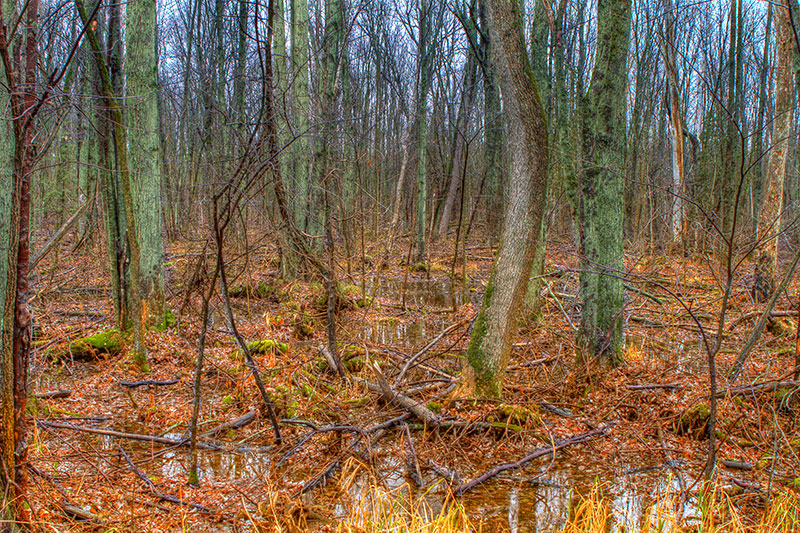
[22,233,800,531]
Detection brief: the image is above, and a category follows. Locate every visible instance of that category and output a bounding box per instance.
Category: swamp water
[37,276,706,531]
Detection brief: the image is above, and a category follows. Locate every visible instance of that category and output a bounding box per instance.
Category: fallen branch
[719,380,800,397]
[35,389,71,399]
[353,366,442,427]
[199,409,256,438]
[117,379,179,388]
[297,414,410,494]
[728,310,798,331]
[37,420,267,452]
[453,425,613,495]
[119,446,210,512]
[29,200,90,270]
[395,316,473,384]
[626,383,684,391]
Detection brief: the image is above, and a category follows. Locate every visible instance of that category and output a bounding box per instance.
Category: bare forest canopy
[2,0,800,530]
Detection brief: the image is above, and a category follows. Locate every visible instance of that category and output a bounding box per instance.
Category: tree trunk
[78,0,147,367]
[415,0,433,263]
[661,0,685,248]
[753,4,793,302]
[578,0,631,361]
[0,0,38,520]
[480,0,504,241]
[457,0,548,398]
[127,0,167,325]
[437,29,478,239]
[291,0,312,236]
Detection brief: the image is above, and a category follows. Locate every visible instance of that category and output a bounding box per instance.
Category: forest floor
[19,231,800,531]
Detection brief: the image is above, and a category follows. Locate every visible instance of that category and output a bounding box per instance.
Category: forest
[1,0,800,530]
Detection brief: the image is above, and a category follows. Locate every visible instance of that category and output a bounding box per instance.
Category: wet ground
[28,244,798,531]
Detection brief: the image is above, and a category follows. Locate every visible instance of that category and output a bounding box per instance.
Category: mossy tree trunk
[77,0,147,368]
[0,0,37,520]
[0,0,18,517]
[459,0,548,398]
[577,0,631,361]
[126,0,167,325]
[753,4,793,302]
[291,0,312,238]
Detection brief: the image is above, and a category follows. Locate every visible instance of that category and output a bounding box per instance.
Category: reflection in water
[354,319,450,347]
[98,431,271,482]
[371,277,477,309]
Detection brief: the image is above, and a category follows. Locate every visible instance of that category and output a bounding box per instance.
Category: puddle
[339,450,694,532]
[351,318,452,347]
[370,277,478,309]
[626,334,711,374]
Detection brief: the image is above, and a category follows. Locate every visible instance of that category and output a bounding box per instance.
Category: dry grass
[557,479,800,533]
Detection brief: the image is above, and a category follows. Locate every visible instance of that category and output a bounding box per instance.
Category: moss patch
[64,329,125,361]
[673,403,710,440]
[246,339,289,355]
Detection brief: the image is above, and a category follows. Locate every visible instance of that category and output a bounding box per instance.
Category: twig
[395,316,473,384]
[453,425,613,495]
[119,446,210,513]
[719,380,800,397]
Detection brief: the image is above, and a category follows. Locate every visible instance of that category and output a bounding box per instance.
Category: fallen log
[199,409,256,438]
[453,424,613,495]
[117,378,179,388]
[35,389,71,399]
[353,370,442,427]
[626,383,684,391]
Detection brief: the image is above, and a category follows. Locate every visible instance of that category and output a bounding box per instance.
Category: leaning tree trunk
[126,0,167,325]
[578,0,631,361]
[457,0,548,398]
[753,4,793,302]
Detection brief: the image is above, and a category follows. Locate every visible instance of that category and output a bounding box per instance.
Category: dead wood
[35,389,71,399]
[29,200,91,270]
[119,446,211,513]
[320,345,345,376]
[117,378,180,388]
[403,423,424,487]
[37,420,267,452]
[62,503,103,522]
[719,380,800,397]
[626,383,684,391]
[297,414,410,494]
[453,424,613,495]
[353,368,443,427]
[394,316,473,384]
[199,409,256,437]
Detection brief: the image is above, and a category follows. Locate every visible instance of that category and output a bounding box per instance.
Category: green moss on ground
[673,403,711,440]
[64,329,125,361]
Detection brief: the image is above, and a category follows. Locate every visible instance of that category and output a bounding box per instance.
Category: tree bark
[126,0,167,324]
[753,4,793,302]
[660,0,685,248]
[578,0,631,360]
[457,0,548,398]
